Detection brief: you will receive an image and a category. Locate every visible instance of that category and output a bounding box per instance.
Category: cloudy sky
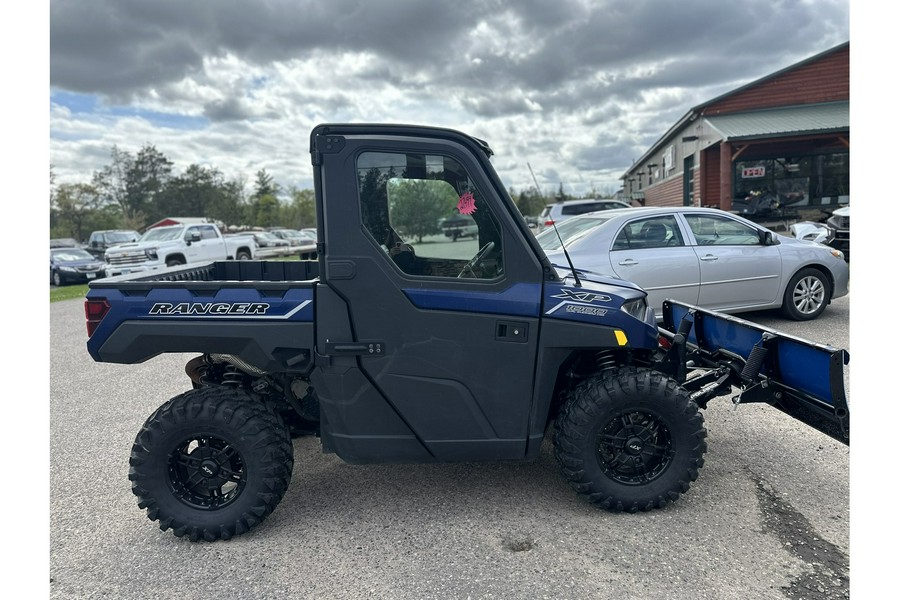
[46,0,852,199]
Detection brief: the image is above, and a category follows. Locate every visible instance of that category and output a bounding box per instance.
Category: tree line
[50,144,615,242]
[50,144,316,241]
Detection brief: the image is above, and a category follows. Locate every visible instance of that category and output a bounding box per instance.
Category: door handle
[326,341,385,356]
[700,255,718,261]
[617,259,639,266]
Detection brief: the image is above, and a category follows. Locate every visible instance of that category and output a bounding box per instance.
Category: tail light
[544,220,554,227]
[84,298,110,337]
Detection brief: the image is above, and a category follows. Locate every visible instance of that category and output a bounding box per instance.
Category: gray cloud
[49,0,850,195]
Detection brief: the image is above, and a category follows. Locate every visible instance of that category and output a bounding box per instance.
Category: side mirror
[187,232,202,243]
[760,230,778,246]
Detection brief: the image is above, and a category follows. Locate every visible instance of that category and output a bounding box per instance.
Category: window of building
[357,151,503,279]
[735,152,848,207]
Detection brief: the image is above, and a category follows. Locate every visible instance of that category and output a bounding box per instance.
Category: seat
[640,222,668,246]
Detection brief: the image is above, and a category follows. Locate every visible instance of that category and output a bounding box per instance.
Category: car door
[315,134,545,462]
[608,214,701,315]
[680,212,782,310]
[182,225,219,262]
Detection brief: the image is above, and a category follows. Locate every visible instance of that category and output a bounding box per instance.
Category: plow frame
[656,301,849,445]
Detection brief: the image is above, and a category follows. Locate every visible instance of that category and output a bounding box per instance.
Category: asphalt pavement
[48,295,851,599]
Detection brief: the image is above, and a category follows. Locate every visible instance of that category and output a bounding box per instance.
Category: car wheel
[236,250,251,261]
[52,271,63,287]
[554,367,707,511]
[129,387,293,541]
[781,267,831,321]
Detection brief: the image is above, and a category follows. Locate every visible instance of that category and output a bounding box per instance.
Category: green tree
[253,169,278,200]
[388,179,456,242]
[514,186,546,216]
[554,182,569,203]
[51,183,103,241]
[254,194,281,227]
[281,187,317,229]
[92,144,173,228]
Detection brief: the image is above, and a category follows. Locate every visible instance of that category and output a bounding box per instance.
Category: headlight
[829,249,844,260]
[620,298,648,320]
[60,266,77,272]
[145,248,159,260]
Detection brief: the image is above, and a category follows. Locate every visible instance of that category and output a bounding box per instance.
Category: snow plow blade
[659,301,849,445]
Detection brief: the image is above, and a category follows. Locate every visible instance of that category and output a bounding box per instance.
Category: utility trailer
[84,124,848,541]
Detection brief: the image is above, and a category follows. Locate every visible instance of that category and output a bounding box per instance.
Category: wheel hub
[167,435,246,510]
[625,437,645,455]
[596,410,675,485]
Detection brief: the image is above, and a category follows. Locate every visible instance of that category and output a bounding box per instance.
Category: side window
[357,151,503,279]
[561,202,601,216]
[612,216,684,250]
[197,225,218,240]
[685,214,761,246]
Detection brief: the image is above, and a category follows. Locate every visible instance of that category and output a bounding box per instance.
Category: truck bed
[91,259,320,288]
[86,260,319,373]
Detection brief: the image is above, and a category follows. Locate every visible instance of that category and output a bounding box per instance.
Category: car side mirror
[760,230,778,246]
[187,232,201,243]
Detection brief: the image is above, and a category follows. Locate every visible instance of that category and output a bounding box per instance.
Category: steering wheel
[458,241,495,278]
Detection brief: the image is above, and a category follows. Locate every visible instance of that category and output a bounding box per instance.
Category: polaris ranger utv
[84,124,849,542]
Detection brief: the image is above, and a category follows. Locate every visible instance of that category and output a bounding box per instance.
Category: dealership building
[621,42,849,217]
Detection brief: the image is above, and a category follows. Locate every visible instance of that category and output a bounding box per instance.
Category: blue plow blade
[661,300,849,445]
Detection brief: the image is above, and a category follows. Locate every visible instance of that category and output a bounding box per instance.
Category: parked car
[824,205,850,261]
[441,214,478,241]
[535,206,849,321]
[86,229,141,258]
[248,231,292,258]
[50,237,81,249]
[788,205,850,262]
[268,228,318,257]
[50,247,107,286]
[538,198,632,232]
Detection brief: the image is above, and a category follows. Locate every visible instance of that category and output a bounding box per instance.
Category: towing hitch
[657,301,849,445]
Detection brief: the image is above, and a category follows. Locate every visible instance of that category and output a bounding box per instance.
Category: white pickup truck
[105,223,256,277]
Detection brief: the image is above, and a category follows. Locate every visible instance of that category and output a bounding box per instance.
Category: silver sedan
[537,206,849,321]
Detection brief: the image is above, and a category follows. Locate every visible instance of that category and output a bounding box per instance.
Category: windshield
[141,226,185,242]
[52,249,95,261]
[108,231,139,243]
[535,215,614,252]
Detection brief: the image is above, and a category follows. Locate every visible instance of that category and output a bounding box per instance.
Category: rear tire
[781,267,830,321]
[128,387,293,541]
[237,250,251,260]
[554,367,707,512]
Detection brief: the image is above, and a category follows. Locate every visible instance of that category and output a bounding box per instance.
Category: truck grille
[107,253,149,267]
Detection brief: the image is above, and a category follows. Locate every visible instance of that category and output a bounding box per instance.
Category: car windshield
[536,215,615,252]
[52,248,95,261]
[107,231,139,243]
[141,226,184,242]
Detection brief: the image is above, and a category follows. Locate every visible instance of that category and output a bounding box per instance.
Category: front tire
[781,267,830,321]
[128,387,293,541]
[554,367,707,512]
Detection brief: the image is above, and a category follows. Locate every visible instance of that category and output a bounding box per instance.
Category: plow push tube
[659,300,849,445]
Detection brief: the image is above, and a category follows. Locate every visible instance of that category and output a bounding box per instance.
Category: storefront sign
[742,166,766,178]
